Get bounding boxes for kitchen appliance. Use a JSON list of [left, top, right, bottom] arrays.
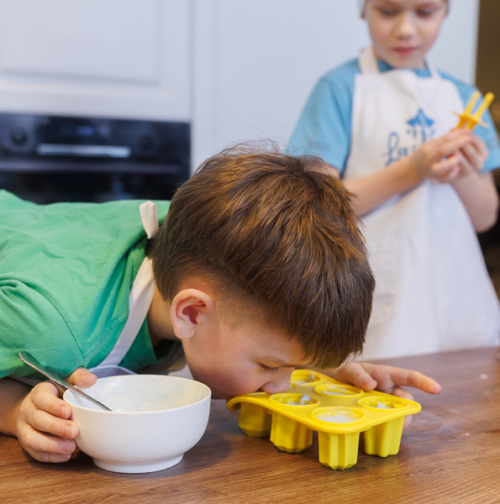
[[0, 113, 190, 203]]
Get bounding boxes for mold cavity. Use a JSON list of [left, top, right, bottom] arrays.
[[290, 371, 321, 387], [364, 401, 395, 409], [322, 389, 349, 396], [270, 393, 318, 406], [317, 413, 359, 423], [358, 396, 408, 411], [374, 402, 394, 409], [314, 406, 365, 424], [314, 384, 363, 398], [297, 395, 314, 405]]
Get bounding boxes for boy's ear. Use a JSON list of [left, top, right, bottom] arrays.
[[170, 289, 215, 340]]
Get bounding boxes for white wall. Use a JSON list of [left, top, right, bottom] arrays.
[[192, 0, 480, 169], [428, 0, 479, 83]]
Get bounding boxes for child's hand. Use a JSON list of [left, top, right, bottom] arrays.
[[14, 368, 97, 463], [326, 362, 441, 427], [410, 129, 476, 184], [457, 134, 489, 177]]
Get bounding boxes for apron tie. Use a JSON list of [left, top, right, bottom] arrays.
[[90, 201, 160, 377], [140, 201, 159, 239], [141, 201, 159, 256]]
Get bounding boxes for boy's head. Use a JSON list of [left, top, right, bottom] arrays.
[[360, 0, 448, 70], [148, 145, 374, 398]]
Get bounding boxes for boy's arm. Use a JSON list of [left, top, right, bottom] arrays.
[[341, 129, 474, 216], [340, 155, 423, 216], [448, 134, 499, 232], [0, 378, 31, 436], [451, 171, 498, 232]]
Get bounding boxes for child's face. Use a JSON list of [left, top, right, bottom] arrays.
[[364, 0, 447, 69], [181, 318, 310, 400]]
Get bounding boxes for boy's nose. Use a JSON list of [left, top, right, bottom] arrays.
[[260, 375, 292, 395], [395, 13, 417, 39]]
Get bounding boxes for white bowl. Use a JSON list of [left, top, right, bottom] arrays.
[[63, 375, 211, 473]]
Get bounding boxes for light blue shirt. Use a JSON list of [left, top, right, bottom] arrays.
[[288, 58, 500, 176]]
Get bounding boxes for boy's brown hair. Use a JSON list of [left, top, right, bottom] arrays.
[[149, 144, 374, 368]]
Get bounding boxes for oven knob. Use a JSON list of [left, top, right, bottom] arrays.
[[138, 134, 155, 151], [10, 127, 28, 146]]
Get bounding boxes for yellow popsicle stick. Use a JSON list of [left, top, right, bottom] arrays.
[[472, 92, 494, 121], [455, 91, 479, 128], [454, 91, 494, 130]]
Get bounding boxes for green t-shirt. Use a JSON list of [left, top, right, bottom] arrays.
[[0, 190, 174, 380]]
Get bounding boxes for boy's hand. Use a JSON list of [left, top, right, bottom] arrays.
[[14, 368, 97, 463], [457, 134, 489, 176], [327, 362, 441, 428], [410, 128, 477, 184]]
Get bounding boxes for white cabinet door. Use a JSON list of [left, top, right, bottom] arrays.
[[0, 0, 190, 121]]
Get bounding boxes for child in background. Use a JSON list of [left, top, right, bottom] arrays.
[[0, 145, 441, 464], [288, 0, 500, 360]]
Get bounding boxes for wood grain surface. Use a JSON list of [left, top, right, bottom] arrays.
[[2, 347, 500, 504]]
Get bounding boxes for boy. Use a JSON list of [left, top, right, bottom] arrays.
[[288, 0, 500, 359], [0, 145, 440, 463]]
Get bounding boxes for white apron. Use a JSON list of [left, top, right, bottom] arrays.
[[17, 201, 159, 385], [346, 47, 500, 360]]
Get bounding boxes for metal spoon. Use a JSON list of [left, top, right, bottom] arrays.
[[19, 351, 112, 412]]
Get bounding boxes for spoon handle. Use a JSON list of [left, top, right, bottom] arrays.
[[19, 351, 112, 412], [65, 385, 113, 412]]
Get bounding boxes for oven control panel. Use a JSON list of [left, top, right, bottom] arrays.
[[0, 113, 190, 175]]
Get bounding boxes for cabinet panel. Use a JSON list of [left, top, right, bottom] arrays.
[[0, 0, 190, 121]]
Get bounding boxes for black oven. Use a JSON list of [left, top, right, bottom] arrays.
[[0, 113, 190, 203]]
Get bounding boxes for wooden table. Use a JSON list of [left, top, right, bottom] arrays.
[[2, 347, 500, 504]]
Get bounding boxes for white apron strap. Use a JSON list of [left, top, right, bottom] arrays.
[[90, 258, 155, 370], [359, 46, 379, 74], [425, 60, 440, 79], [90, 201, 159, 374], [140, 201, 159, 239]]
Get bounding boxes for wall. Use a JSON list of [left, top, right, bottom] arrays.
[[192, 0, 480, 169]]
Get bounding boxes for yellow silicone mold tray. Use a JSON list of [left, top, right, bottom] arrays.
[[226, 369, 421, 470]]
